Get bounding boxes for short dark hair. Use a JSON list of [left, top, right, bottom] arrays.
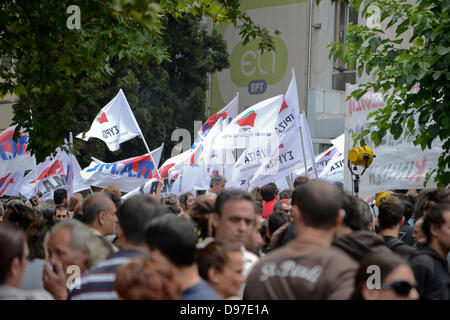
[[0, 223, 26, 284], [414, 189, 450, 221], [82, 193, 111, 224], [292, 180, 343, 229], [268, 212, 290, 235], [145, 215, 198, 267], [55, 206, 67, 214], [342, 194, 366, 231], [378, 196, 404, 230], [279, 189, 293, 200], [422, 202, 450, 243], [210, 175, 226, 189], [394, 193, 414, 221], [293, 176, 309, 188], [53, 189, 68, 205], [215, 189, 255, 217], [120, 195, 166, 245], [273, 200, 289, 214], [260, 183, 279, 202]]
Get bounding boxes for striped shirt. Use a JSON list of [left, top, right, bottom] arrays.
[[68, 249, 146, 300]]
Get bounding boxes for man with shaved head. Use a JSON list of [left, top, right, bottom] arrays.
[[244, 180, 358, 300]]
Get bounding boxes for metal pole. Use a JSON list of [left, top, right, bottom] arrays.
[[299, 125, 309, 176], [140, 133, 162, 180]]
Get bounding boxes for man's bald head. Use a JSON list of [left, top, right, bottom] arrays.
[[292, 180, 344, 229]]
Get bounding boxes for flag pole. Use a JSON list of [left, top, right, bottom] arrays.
[[30, 110, 39, 195], [122, 89, 162, 180], [139, 132, 162, 180], [32, 156, 39, 195]]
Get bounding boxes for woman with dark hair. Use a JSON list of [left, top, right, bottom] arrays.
[[179, 192, 195, 212], [0, 223, 52, 299], [250, 187, 263, 202], [21, 219, 50, 291], [189, 196, 216, 245], [352, 252, 418, 300], [197, 240, 244, 299], [3, 201, 35, 231], [114, 257, 181, 300]]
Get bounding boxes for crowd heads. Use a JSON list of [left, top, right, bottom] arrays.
[[0, 178, 449, 301]]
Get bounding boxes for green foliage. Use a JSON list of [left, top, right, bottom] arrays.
[[0, 0, 275, 163], [328, 0, 450, 188], [74, 14, 230, 167]]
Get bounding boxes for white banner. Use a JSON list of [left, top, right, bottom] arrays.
[[344, 84, 441, 198], [76, 89, 141, 151], [20, 148, 88, 201]]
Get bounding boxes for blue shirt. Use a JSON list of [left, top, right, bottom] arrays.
[[181, 279, 220, 300]]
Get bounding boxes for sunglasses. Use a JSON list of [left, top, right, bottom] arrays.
[[380, 281, 417, 296]]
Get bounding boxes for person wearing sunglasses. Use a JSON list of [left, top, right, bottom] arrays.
[[351, 252, 418, 300]]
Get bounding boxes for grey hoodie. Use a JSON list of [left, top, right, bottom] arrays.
[[332, 231, 393, 263]]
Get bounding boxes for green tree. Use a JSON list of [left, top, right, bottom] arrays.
[[0, 0, 275, 163], [328, 0, 450, 187], [74, 13, 229, 167]]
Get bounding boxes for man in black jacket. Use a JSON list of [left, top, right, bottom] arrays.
[[378, 196, 416, 260], [409, 201, 450, 300]]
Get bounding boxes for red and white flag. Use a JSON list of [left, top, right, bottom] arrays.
[[76, 89, 141, 151], [0, 172, 25, 197], [80, 144, 163, 192], [0, 125, 35, 177], [20, 147, 88, 201]]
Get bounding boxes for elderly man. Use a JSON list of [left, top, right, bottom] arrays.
[[43, 220, 93, 299], [206, 175, 227, 197]]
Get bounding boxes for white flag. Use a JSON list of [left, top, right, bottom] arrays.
[[192, 94, 239, 149], [214, 95, 284, 150], [80, 144, 163, 192], [249, 128, 306, 187], [76, 89, 141, 151], [0, 125, 35, 177], [20, 147, 87, 201], [319, 150, 344, 184], [0, 172, 25, 197]]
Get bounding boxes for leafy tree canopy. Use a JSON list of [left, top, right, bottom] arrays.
[[75, 14, 229, 167], [327, 0, 450, 187], [0, 0, 275, 163]]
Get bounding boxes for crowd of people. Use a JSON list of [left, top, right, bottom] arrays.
[[0, 174, 449, 300]]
